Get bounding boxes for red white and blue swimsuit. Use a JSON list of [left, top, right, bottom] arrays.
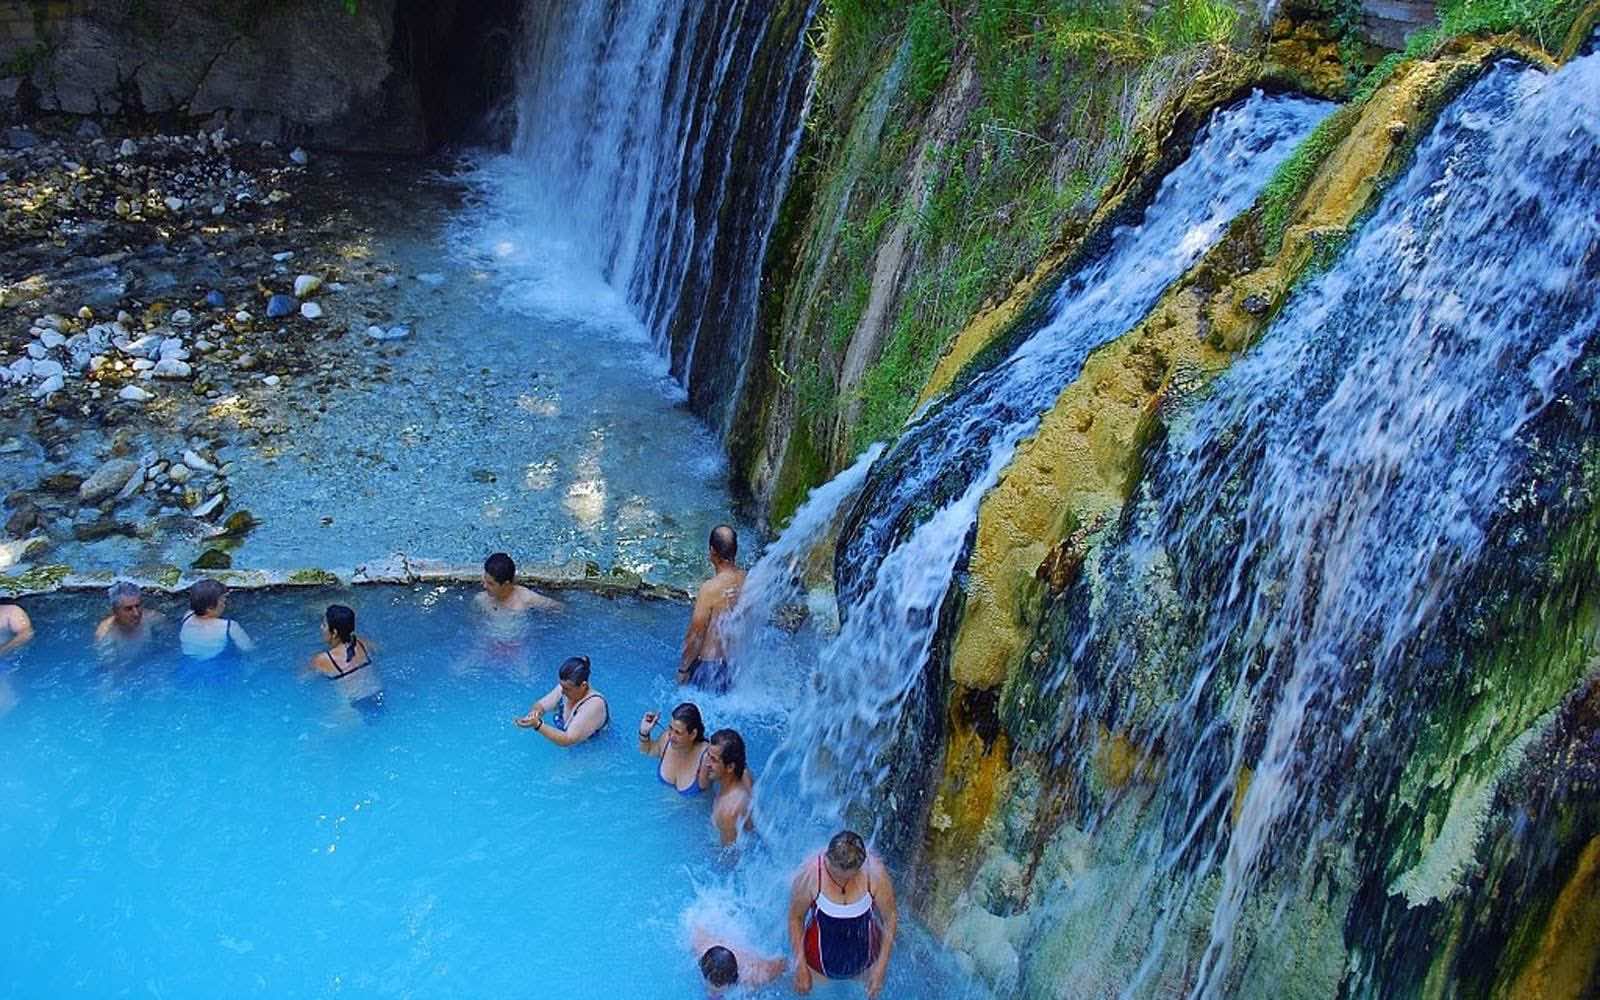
[[802, 856, 882, 978]]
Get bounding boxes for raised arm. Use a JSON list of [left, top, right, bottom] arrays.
[[636, 710, 666, 756], [865, 858, 899, 999]]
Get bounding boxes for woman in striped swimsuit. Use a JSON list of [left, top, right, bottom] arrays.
[[787, 830, 899, 997]]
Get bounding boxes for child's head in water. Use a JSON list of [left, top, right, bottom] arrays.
[[700, 945, 739, 992]]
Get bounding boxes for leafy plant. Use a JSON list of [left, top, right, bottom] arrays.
[[906, 0, 955, 103]]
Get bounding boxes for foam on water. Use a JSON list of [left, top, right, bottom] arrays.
[[0, 588, 983, 998]]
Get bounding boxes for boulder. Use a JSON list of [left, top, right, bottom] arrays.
[[79, 458, 141, 502]]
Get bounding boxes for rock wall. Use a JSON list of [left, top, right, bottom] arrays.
[[0, 0, 521, 152]]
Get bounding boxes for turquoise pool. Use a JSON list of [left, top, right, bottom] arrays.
[[0, 588, 983, 998]]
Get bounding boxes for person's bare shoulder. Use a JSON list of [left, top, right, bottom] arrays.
[[519, 586, 562, 611], [2, 604, 30, 627]]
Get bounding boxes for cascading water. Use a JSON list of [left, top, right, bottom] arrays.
[[1001, 52, 1600, 999], [494, 0, 818, 430], [833, 92, 1331, 605], [763, 93, 1330, 849]]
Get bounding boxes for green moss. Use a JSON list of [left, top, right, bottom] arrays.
[[0, 564, 71, 594], [906, 0, 954, 103], [1257, 105, 1361, 254], [771, 418, 830, 528], [287, 569, 340, 586], [1387, 458, 1600, 896]]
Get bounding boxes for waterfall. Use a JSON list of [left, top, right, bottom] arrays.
[[720, 443, 887, 695], [748, 92, 1330, 851], [505, 0, 818, 429], [834, 91, 1331, 607], [1013, 52, 1600, 998]]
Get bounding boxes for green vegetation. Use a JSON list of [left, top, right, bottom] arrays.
[[288, 568, 341, 585], [771, 0, 1232, 469], [906, 0, 954, 103], [1256, 105, 1360, 252]]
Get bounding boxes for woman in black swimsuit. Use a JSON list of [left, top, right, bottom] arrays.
[[308, 604, 383, 720]]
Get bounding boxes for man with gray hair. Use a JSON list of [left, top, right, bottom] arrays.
[[94, 581, 165, 662]]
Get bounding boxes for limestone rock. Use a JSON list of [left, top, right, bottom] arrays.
[[79, 458, 141, 502]]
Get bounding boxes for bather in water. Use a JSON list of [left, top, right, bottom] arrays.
[[307, 603, 383, 721], [638, 701, 710, 794]]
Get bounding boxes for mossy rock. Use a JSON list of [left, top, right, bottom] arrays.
[[220, 510, 258, 537], [192, 549, 232, 570], [287, 569, 339, 586], [0, 564, 71, 594]]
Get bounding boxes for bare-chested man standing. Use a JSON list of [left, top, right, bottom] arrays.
[[677, 525, 744, 692]]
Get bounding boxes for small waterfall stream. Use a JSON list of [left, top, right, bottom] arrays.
[[1011, 51, 1600, 998], [835, 92, 1332, 606]]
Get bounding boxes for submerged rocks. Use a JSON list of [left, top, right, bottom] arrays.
[[192, 548, 232, 569], [118, 385, 155, 402], [293, 274, 322, 298], [79, 459, 141, 503], [299, 301, 323, 320]]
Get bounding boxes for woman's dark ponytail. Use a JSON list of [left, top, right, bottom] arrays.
[[325, 605, 357, 662]]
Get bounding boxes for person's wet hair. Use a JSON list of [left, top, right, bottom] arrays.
[[189, 579, 226, 615], [827, 830, 867, 872], [709, 729, 747, 778], [558, 654, 591, 685], [709, 524, 737, 562], [484, 552, 516, 584], [325, 604, 357, 662], [107, 580, 141, 606], [671, 702, 706, 742], [699, 945, 739, 988]]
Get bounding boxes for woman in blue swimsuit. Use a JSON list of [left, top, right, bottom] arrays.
[[637, 702, 710, 794], [515, 655, 609, 746]]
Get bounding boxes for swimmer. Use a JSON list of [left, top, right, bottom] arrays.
[[677, 524, 745, 692], [691, 927, 785, 995], [787, 830, 899, 998], [0, 602, 34, 656], [307, 604, 383, 720], [638, 702, 710, 795], [701, 729, 755, 846], [515, 654, 609, 746], [94, 581, 165, 662], [476, 552, 561, 619], [178, 579, 255, 661]]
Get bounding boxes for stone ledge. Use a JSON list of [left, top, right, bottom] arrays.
[[0, 553, 692, 603]]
